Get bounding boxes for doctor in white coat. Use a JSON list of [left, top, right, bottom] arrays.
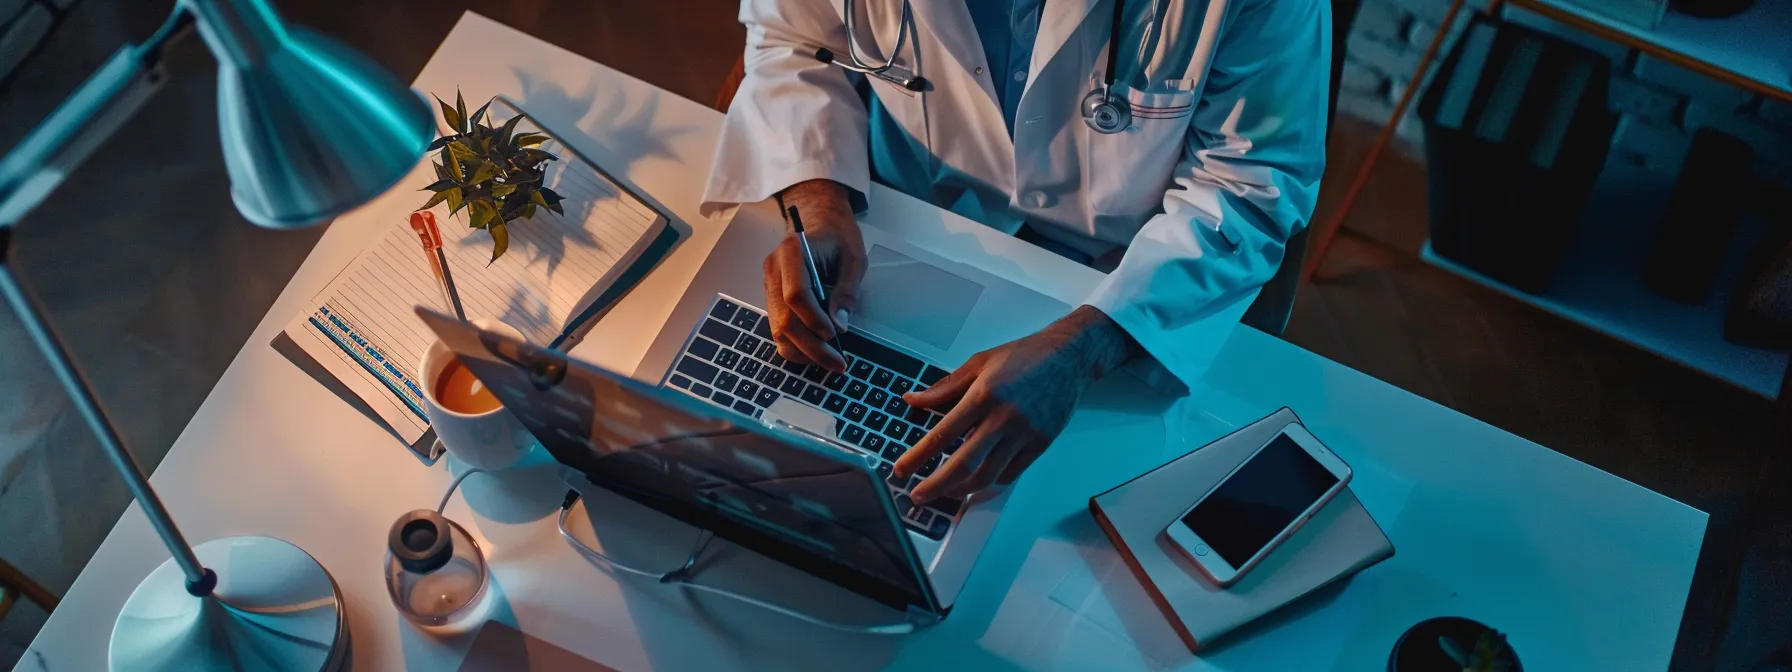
[[703, 0, 1330, 505]]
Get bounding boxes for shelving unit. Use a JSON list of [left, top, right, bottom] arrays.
[[1510, 0, 1792, 101], [1420, 160, 1788, 398]]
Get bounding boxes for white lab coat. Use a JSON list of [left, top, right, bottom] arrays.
[[703, 0, 1330, 392]]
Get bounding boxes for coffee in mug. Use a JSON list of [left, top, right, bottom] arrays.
[[433, 357, 501, 414]]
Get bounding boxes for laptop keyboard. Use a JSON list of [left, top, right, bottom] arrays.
[[666, 295, 963, 541]]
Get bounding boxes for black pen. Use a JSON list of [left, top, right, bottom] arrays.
[[786, 205, 846, 358]]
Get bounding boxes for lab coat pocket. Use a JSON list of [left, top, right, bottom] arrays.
[[1086, 87, 1194, 221]]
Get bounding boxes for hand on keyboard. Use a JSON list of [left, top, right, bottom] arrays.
[[763, 180, 863, 372], [894, 306, 1141, 504]]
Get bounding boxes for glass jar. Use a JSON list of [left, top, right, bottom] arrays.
[[385, 509, 488, 627]]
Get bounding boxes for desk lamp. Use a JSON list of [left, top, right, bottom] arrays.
[[0, 0, 430, 669]]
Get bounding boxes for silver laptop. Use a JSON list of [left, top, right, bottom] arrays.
[[631, 209, 1072, 610]]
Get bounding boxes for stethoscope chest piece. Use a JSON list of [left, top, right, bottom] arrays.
[[1081, 87, 1132, 134]]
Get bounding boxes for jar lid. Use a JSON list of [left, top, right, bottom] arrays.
[[389, 509, 454, 574]]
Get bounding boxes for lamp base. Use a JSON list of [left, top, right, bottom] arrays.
[[110, 536, 348, 672]]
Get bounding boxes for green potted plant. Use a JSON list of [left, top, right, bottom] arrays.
[[417, 91, 564, 261]]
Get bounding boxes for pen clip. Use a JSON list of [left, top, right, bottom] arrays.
[[410, 211, 444, 249]]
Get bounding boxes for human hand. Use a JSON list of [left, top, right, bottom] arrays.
[[763, 179, 864, 372], [893, 306, 1140, 503]]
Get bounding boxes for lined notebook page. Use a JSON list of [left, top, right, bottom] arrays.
[[285, 107, 663, 442]]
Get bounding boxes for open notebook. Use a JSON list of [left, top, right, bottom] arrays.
[[281, 96, 670, 446]]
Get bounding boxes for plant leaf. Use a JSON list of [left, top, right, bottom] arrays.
[[530, 190, 547, 206], [488, 223, 509, 262], [524, 203, 538, 220], [492, 183, 517, 198], [419, 179, 456, 192], [445, 155, 464, 181], [433, 161, 450, 181], [545, 199, 564, 216], [469, 200, 495, 229], [416, 189, 452, 211], [434, 95, 462, 134], [513, 133, 548, 147], [427, 135, 454, 151], [538, 186, 563, 204], [468, 100, 490, 129], [470, 161, 499, 185], [455, 91, 469, 134], [519, 148, 559, 165], [447, 141, 476, 162], [497, 113, 527, 147], [443, 187, 464, 213]]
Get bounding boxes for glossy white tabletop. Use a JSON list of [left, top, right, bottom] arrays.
[[22, 12, 1704, 672]]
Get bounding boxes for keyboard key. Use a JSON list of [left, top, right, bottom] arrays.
[[676, 357, 720, 384], [823, 371, 848, 391], [755, 342, 778, 361], [698, 319, 741, 348], [736, 380, 759, 400], [843, 424, 866, 444], [907, 426, 926, 446], [877, 462, 893, 481], [757, 368, 785, 387], [715, 350, 740, 369], [895, 493, 914, 517], [890, 378, 913, 395], [768, 352, 788, 369], [919, 365, 952, 386], [802, 365, 828, 383], [737, 334, 761, 356], [669, 375, 692, 389], [733, 400, 756, 415], [753, 316, 773, 339], [944, 436, 963, 454], [924, 514, 951, 540], [735, 358, 761, 378], [926, 414, 941, 429], [905, 406, 930, 425], [932, 497, 963, 516], [881, 442, 906, 462], [692, 383, 713, 398], [780, 377, 807, 396], [885, 396, 908, 416], [687, 338, 719, 361], [862, 433, 885, 452], [712, 391, 734, 406], [845, 380, 870, 401], [801, 385, 827, 405], [911, 509, 934, 528], [918, 454, 941, 477], [781, 358, 806, 374], [865, 411, 888, 432], [731, 310, 759, 332], [823, 393, 848, 413], [754, 388, 779, 407], [710, 300, 738, 321], [714, 371, 740, 393], [839, 331, 925, 378], [867, 389, 888, 408], [845, 402, 868, 423], [849, 360, 875, 380], [884, 419, 909, 440], [871, 368, 894, 389]]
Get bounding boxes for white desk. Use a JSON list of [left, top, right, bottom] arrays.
[[22, 12, 1706, 671]]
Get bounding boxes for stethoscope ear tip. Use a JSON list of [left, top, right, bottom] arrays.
[[815, 47, 835, 64], [905, 77, 928, 92]]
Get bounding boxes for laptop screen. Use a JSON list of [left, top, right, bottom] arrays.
[[417, 310, 939, 613]]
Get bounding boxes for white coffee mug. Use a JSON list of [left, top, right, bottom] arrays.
[[419, 318, 535, 470]]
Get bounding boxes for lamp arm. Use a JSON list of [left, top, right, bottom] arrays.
[[0, 10, 193, 230], [0, 8, 217, 595]]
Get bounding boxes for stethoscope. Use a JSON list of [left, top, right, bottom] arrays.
[[814, 0, 1167, 135]]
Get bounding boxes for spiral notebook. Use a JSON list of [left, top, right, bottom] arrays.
[[279, 97, 670, 448]]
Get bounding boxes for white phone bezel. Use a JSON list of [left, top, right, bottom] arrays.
[[1164, 424, 1353, 586]]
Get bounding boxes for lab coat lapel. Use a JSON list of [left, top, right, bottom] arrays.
[[1029, 0, 1101, 88], [906, 0, 999, 105]]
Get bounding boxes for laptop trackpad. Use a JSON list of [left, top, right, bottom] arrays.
[[856, 245, 984, 350]]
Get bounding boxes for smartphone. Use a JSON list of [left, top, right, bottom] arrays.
[[1164, 424, 1352, 586]]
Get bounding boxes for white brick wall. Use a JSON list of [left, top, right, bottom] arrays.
[[1335, 0, 1792, 186]]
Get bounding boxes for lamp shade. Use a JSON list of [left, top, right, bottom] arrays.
[[202, 0, 432, 229]]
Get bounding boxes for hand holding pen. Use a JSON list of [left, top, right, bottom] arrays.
[[760, 182, 866, 372]]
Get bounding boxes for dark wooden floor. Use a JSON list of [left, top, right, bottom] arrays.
[[0, 0, 1784, 669]]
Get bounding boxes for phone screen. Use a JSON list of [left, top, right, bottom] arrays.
[[1180, 434, 1339, 568]]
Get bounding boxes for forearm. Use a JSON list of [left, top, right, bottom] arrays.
[[1059, 305, 1143, 381]]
